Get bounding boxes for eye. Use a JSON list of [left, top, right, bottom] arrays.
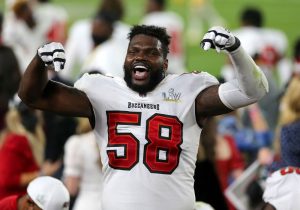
[[148, 49, 160, 56], [151, 51, 159, 55], [127, 48, 138, 55]]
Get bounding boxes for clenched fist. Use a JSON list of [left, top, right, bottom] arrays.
[[200, 26, 240, 53], [37, 42, 66, 71]]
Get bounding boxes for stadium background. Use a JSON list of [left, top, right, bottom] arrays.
[[1, 0, 299, 76]]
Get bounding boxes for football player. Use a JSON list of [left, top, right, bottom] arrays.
[[18, 25, 268, 210]]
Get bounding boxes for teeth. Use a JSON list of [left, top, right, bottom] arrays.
[[134, 65, 147, 70]]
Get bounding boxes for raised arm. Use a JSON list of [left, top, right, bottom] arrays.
[[18, 42, 93, 118], [196, 26, 269, 123]]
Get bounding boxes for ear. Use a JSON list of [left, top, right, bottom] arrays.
[[163, 59, 168, 71]]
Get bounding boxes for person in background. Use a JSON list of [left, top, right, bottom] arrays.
[[61, 0, 130, 81], [258, 38, 300, 169], [3, 0, 67, 72], [0, 96, 44, 199], [218, 104, 273, 166], [141, 0, 186, 74], [198, 116, 245, 210], [79, 12, 125, 77], [80, 0, 130, 77], [186, 0, 225, 45], [221, 7, 285, 134], [6, 0, 41, 72], [0, 11, 21, 131], [32, 0, 69, 44], [194, 130, 229, 210], [98, 0, 130, 42], [260, 64, 300, 210], [228, 6, 289, 83], [42, 66, 77, 180], [18, 24, 268, 209], [0, 176, 70, 210], [63, 117, 103, 210]]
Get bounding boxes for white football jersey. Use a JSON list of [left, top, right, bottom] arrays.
[[3, 12, 52, 73], [263, 167, 300, 210], [74, 72, 219, 210]]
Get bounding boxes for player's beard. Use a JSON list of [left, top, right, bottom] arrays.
[[123, 64, 165, 95]]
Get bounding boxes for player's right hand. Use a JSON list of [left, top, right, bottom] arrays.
[[37, 42, 66, 72]]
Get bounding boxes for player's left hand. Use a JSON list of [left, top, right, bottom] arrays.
[[200, 26, 239, 53]]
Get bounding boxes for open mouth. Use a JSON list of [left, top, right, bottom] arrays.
[[133, 63, 150, 80]]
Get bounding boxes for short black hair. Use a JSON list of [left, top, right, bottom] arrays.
[[127, 24, 170, 58], [241, 7, 263, 27]]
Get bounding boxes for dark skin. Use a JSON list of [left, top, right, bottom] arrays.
[[261, 203, 276, 210], [18, 34, 231, 127], [18, 194, 42, 210], [123, 34, 166, 93]]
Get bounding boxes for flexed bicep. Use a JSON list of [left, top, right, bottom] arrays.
[[36, 80, 93, 118], [195, 85, 232, 126], [18, 42, 94, 119]]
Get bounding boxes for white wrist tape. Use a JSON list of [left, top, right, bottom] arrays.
[[219, 46, 269, 110]]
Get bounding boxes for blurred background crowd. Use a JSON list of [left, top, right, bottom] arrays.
[[1, 0, 300, 209]]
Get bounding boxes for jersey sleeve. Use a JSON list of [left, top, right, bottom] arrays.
[[183, 71, 219, 94], [201, 71, 220, 88], [74, 73, 90, 91], [74, 72, 108, 93]]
